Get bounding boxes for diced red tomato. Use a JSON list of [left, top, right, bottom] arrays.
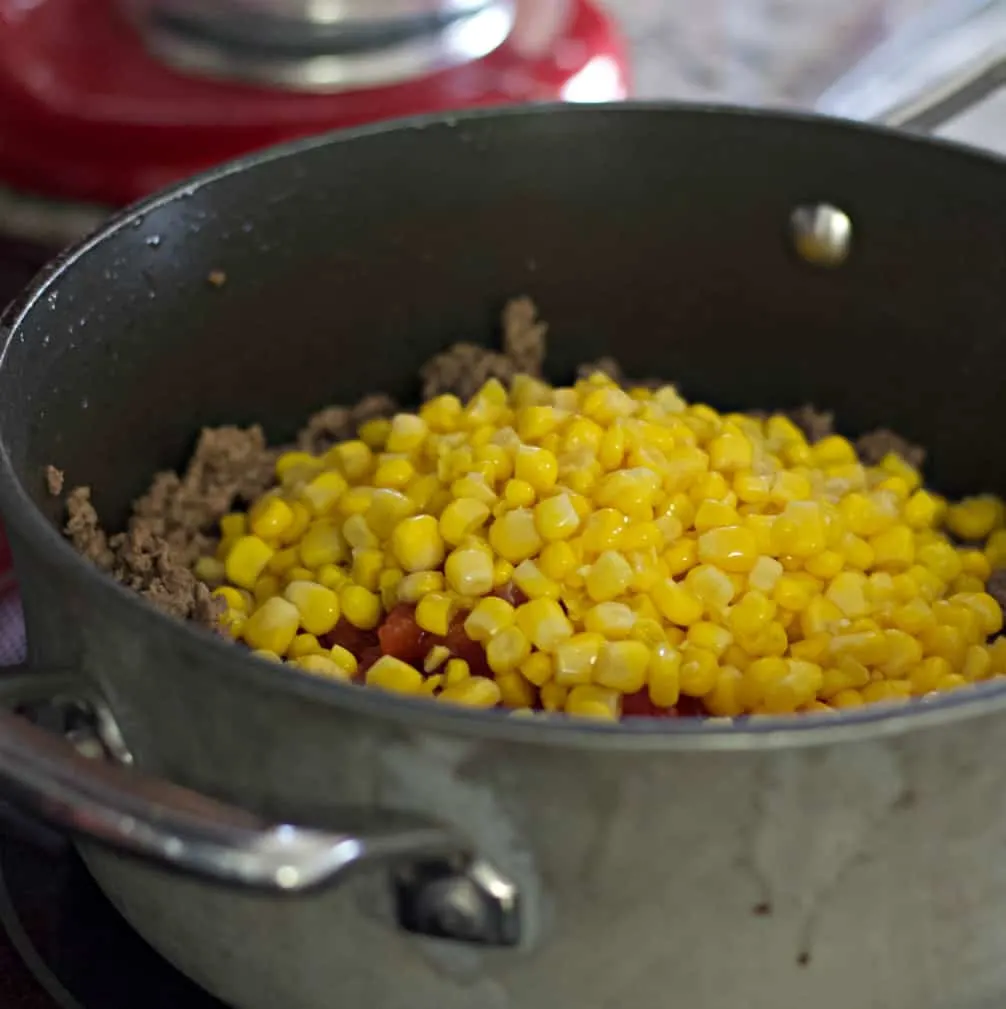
[[356, 646, 383, 677], [378, 604, 432, 665], [621, 690, 680, 718], [444, 613, 492, 677], [321, 619, 379, 655]]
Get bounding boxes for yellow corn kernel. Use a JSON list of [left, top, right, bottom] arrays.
[[414, 593, 456, 636], [651, 579, 704, 626], [908, 564, 946, 603], [686, 564, 737, 613], [395, 574, 444, 608], [771, 469, 812, 504], [225, 536, 275, 590], [534, 493, 581, 542], [825, 570, 869, 618], [514, 445, 558, 495], [861, 680, 912, 705], [420, 674, 444, 696], [251, 649, 282, 664], [284, 566, 314, 585], [298, 520, 348, 569], [961, 643, 992, 682], [584, 550, 633, 602], [565, 684, 620, 720], [489, 508, 544, 564], [267, 546, 300, 576], [329, 438, 374, 479], [248, 496, 295, 540], [299, 471, 349, 517], [957, 591, 1004, 636], [275, 451, 319, 483], [194, 555, 226, 585], [457, 602, 512, 649], [593, 640, 650, 693], [829, 627, 889, 667], [346, 547, 381, 592], [799, 595, 842, 638], [422, 645, 451, 674], [916, 540, 962, 583], [515, 598, 574, 651], [291, 653, 354, 681], [440, 658, 468, 685], [580, 509, 627, 555], [365, 655, 423, 694], [321, 645, 356, 677], [990, 636, 1006, 674], [212, 585, 249, 614], [539, 541, 578, 581], [218, 514, 248, 543], [695, 524, 758, 573], [595, 424, 627, 473], [280, 580, 339, 636], [868, 525, 914, 572], [708, 425, 753, 472], [242, 596, 300, 655], [497, 671, 536, 709], [486, 626, 531, 675], [516, 651, 551, 687], [218, 608, 246, 639], [828, 688, 864, 709], [373, 456, 415, 490], [580, 602, 634, 639], [736, 619, 788, 658], [503, 478, 537, 509], [693, 499, 740, 533], [773, 574, 816, 613], [685, 621, 731, 657], [748, 555, 783, 594], [802, 550, 842, 581], [921, 624, 967, 668], [286, 629, 322, 661], [728, 590, 776, 637], [953, 574, 986, 595], [643, 643, 680, 707], [890, 597, 935, 636], [440, 545, 492, 596], [690, 471, 732, 507], [663, 537, 698, 577], [812, 435, 857, 467], [252, 573, 281, 607], [337, 486, 375, 518], [363, 489, 415, 539], [758, 660, 824, 714], [734, 471, 772, 505], [985, 528, 1006, 570], [512, 559, 559, 601], [339, 584, 381, 630], [390, 515, 444, 572], [420, 393, 463, 433], [908, 656, 952, 694], [933, 600, 981, 642], [772, 501, 827, 558], [679, 646, 719, 697], [945, 495, 1004, 541], [438, 497, 491, 547], [552, 632, 603, 686], [383, 413, 427, 454], [439, 676, 502, 708]]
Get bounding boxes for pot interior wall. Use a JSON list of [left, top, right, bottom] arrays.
[[2, 106, 1006, 533]]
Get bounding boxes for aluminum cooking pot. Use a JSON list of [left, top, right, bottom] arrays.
[[2, 104, 1006, 1009]]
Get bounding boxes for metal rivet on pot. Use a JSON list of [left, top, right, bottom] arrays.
[[790, 203, 852, 268]]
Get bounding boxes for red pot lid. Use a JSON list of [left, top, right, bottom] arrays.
[[0, 0, 629, 207]]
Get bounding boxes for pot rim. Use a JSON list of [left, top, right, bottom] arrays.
[[3, 100, 1006, 752]]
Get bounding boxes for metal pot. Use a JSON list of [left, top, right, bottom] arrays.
[[2, 104, 1006, 1009]]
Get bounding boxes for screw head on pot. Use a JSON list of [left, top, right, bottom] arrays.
[[790, 203, 853, 268]]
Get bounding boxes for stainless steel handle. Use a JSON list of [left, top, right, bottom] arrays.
[[0, 667, 459, 894], [815, 0, 1006, 130]]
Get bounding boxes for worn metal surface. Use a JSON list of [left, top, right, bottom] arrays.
[[3, 105, 1006, 1008]]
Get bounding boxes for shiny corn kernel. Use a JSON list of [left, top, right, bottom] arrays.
[[397, 570, 445, 603], [651, 579, 704, 626], [773, 574, 816, 613], [443, 546, 494, 597], [520, 650, 554, 686], [283, 580, 340, 636], [553, 632, 604, 686], [679, 646, 719, 697], [565, 684, 620, 720], [299, 471, 348, 517], [330, 439, 374, 478], [539, 541, 578, 581], [298, 520, 347, 569], [366, 655, 423, 694], [242, 596, 300, 655], [195, 556, 226, 586], [534, 493, 581, 541], [225, 536, 275, 590], [497, 671, 536, 709], [946, 495, 1004, 541], [686, 565, 737, 613], [593, 640, 650, 693], [463, 597, 516, 642], [492, 557, 515, 588], [291, 654, 354, 681], [415, 593, 456, 636], [696, 525, 758, 573], [249, 495, 295, 539], [213, 585, 249, 614], [339, 585, 382, 630], [585, 550, 634, 602], [958, 591, 1004, 636], [748, 555, 783, 594], [490, 508, 544, 563], [663, 538, 698, 577], [513, 559, 560, 600], [486, 626, 531, 675], [439, 497, 491, 546], [516, 598, 574, 651], [582, 601, 636, 639], [514, 444, 559, 495], [390, 515, 445, 572], [439, 676, 502, 708], [825, 571, 869, 618], [686, 621, 733, 657]]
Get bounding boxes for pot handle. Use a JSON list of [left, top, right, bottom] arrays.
[[0, 666, 461, 894]]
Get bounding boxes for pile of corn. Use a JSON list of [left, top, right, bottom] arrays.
[[196, 372, 1006, 720]]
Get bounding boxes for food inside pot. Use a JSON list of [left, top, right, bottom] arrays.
[[56, 298, 1006, 721]]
